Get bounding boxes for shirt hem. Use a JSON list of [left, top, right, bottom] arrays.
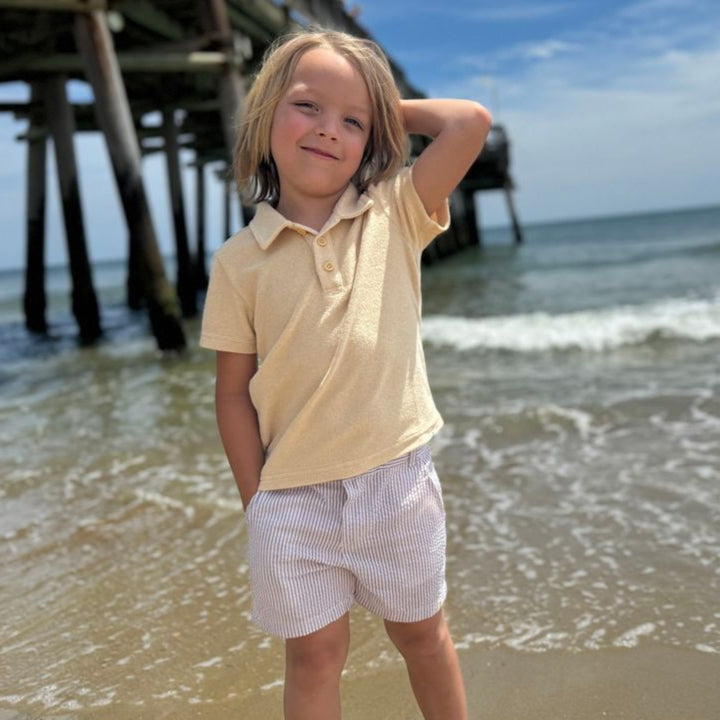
[[199, 333, 256, 354], [257, 417, 444, 491]]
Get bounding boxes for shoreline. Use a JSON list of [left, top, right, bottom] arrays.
[[2, 644, 717, 720], [348, 644, 720, 720]]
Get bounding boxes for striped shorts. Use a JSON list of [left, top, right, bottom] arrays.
[[245, 444, 447, 639]]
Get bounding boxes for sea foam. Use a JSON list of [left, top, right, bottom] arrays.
[[422, 294, 720, 352]]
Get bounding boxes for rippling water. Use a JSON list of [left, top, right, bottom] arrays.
[[1, 205, 719, 716]]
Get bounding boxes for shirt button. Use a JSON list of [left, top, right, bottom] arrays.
[[316, 236, 327, 247], [324, 261, 334, 272]]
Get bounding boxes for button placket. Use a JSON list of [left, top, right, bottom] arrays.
[[313, 235, 342, 290]]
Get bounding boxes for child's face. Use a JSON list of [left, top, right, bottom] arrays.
[[270, 47, 372, 211]]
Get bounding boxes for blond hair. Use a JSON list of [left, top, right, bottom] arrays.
[[235, 29, 409, 203]]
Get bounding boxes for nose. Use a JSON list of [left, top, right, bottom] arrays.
[[316, 115, 339, 141]]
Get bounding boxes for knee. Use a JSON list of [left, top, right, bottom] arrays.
[[385, 613, 450, 660], [285, 634, 348, 685]]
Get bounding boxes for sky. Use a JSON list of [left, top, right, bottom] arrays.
[[1, 0, 719, 270]]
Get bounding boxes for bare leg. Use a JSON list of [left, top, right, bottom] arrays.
[[284, 613, 350, 720], [385, 610, 467, 720]]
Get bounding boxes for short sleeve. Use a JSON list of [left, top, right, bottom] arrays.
[[199, 255, 256, 354], [387, 166, 451, 251]]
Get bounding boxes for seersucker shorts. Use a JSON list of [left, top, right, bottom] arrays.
[[244, 444, 447, 639]]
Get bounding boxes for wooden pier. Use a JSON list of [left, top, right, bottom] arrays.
[[0, 0, 522, 350]]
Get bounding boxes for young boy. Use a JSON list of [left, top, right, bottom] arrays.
[[200, 29, 491, 720]]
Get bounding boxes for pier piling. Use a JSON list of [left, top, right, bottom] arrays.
[[126, 231, 143, 311], [223, 174, 231, 242], [201, 0, 247, 162], [44, 74, 102, 343], [73, 9, 185, 350], [195, 160, 209, 289], [23, 83, 48, 334], [464, 189, 481, 247], [162, 110, 197, 318], [504, 180, 524, 244]]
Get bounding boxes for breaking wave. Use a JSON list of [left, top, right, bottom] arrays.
[[423, 294, 720, 352]]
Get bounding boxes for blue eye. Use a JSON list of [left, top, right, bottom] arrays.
[[346, 117, 363, 129]]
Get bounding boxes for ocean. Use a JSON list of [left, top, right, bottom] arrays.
[[1, 205, 719, 717]]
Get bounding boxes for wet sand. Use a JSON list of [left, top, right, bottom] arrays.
[[2, 644, 717, 719], [341, 645, 720, 720]]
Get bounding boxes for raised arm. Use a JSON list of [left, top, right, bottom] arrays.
[[402, 98, 492, 217], [215, 351, 265, 510]]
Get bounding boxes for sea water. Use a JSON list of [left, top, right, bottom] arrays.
[[1, 205, 718, 715]]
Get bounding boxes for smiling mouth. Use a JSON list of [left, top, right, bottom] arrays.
[[301, 146, 338, 160]]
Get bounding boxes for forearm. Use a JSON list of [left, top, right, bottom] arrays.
[[216, 391, 265, 509], [401, 98, 492, 216], [401, 98, 491, 140]]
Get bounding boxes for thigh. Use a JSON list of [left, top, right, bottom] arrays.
[[246, 483, 355, 639]]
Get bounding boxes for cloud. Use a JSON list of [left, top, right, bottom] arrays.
[[517, 39, 578, 61], [456, 38, 578, 75], [452, 0, 720, 99], [432, 3, 720, 224]]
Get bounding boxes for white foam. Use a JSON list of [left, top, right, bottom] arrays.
[[422, 294, 720, 352], [134, 490, 195, 520], [504, 620, 555, 650], [260, 678, 284, 691], [613, 622, 657, 647], [539, 405, 595, 439], [0, 694, 23, 704]]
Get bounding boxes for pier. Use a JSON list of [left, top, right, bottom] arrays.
[[0, 0, 523, 350]]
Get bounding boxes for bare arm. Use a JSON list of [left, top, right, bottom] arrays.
[[402, 98, 492, 217], [215, 351, 265, 510]]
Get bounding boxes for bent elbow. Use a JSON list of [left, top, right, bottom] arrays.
[[467, 103, 492, 151], [473, 103, 493, 134]]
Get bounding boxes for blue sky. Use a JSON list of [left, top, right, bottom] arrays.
[[1, 0, 719, 269]]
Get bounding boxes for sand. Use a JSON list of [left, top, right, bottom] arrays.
[[1, 643, 718, 719], [341, 645, 720, 720], [4, 643, 713, 720]]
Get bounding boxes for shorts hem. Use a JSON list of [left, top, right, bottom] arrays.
[[361, 583, 448, 624], [252, 596, 355, 640]]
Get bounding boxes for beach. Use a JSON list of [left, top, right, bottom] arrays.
[[1, 641, 718, 719], [1, 205, 719, 718]]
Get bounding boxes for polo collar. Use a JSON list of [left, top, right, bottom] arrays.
[[249, 183, 373, 250]]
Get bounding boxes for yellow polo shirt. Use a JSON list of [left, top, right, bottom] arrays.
[[200, 166, 449, 490]]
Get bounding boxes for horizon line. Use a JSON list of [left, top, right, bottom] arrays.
[[1, 200, 718, 274]]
